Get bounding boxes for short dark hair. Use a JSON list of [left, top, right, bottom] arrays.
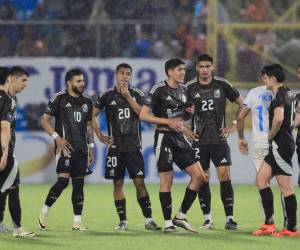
[[165, 58, 185, 76], [116, 63, 132, 72], [10, 66, 29, 78], [65, 69, 83, 83], [197, 54, 213, 63], [261, 64, 285, 83], [0, 67, 10, 85]]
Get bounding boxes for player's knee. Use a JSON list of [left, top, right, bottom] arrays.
[[58, 177, 69, 190], [256, 176, 267, 189], [134, 180, 146, 191], [192, 172, 204, 187], [280, 185, 294, 197]]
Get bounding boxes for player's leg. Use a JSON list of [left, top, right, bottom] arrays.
[[272, 175, 297, 237], [9, 185, 35, 238], [253, 160, 275, 236], [0, 190, 9, 232], [113, 178, 128, 230], [195, 145, 213, 229], [38, 172, 70, 230], [159, 171, 175, 232], [173, 145, 205, 232], [213, 144, 236, 230]]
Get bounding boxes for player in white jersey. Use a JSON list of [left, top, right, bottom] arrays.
[[237, 85, 287, 226]]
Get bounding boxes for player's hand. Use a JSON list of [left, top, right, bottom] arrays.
[[0, 153, 8, 171], [55, 136, 74, 156], [185, 105, 195, 115], [99, 133, 113, 145], [238, 138, 249, 155], [120, 82, 131, 100], [183, 127, 199, 142], [220, 124, 237, 138], [168, 118, 184, 132], [88, 147, 94, 165]]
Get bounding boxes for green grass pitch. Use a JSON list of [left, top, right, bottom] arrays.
[[1, 184, 299, 250]]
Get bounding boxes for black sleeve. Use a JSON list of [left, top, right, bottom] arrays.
[[273, 89, 286, 108], [87, 100, 93, 121], [94, 92, 107, 110], [44, 94, 61, 116], [222, 81, 240, 102], [295, 93, 300, 105], [0, 97, 13, 122], [133, 88, 146, 106], [145, 86, 159, 109]]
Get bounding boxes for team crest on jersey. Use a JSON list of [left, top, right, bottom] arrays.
[[65, 159, 70, 166], [214, 89, 221, 98], [82, 103, 88, 112]]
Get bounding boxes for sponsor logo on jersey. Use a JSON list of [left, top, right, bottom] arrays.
[[109, 100, 117, 105], [65, 102, 72, 108], [194, 93, 201, 98], [82, 103, 88, 112], [137, 170, 144, 176], [166, 95, 173, 101], [259, 94, 272, 102], [220, 158, 227, 164], [214, 89, 221, 98]]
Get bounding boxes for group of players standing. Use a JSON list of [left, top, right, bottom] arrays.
[[0, 54, 299, 238]]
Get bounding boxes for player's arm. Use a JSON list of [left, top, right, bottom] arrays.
[[237, 107, 250, 155], [268, 106, 284, 141], [0, 120, 10, 171], [120, 83, 141, 114], [86, 104, 95, 165], [294, 102, 300, 128], [92, 107, 113, 145], [41, 113, 73, 154], [139, 105, 183, 132]]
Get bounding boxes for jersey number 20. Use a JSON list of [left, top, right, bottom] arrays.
[[118, 108, 130, 119]]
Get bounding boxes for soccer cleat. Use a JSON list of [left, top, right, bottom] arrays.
[[72, 223, 88, 231], [271, 228, 298, 237], [252, 224, 276, 236], [225, 219, 238, 230], [145, 220, 161, 231], [13, 228, 35, 238], [164, 225, 178, 233], [38, 212, 48, 230], [200, 220, 214, 230], [114, 221, 128, 231], [0, 222, 11, 233], [172, 217, 197, 233]]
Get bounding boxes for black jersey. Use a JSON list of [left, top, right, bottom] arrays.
[[269, 86, 295, 149], [94, 86, 146, 152], [145, 80, 190, 121], [44, 90, 93, 154], [186, 76, 240, 145], [295, 92, 300, 145], [0, 90, 16, 155]]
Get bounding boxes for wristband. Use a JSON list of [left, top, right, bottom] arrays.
[[89, 143, 95, 148], [232, 120, 237, 125], [51, 132, 59, 139]]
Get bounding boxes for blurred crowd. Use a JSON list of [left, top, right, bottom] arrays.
[[0, 0, 300, 81]]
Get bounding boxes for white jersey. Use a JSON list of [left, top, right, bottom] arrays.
[[243, 86, 273, 145]]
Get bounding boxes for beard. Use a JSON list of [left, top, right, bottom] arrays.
[[72, 86, 84, 95]]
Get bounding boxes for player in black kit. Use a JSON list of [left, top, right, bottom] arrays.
[[93, 63, 160, 231], [294, 63, 300, 187], [253, 64, 297, 237], [140, 58, 206, 233], [186, 54, 243, 230], [38, 69, 94, 231], [0, 66, 35, 237]]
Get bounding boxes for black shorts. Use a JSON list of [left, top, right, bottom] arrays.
[[105, 148, 145, 180], [193, 143, 232, 171], [154, 130, 196, 173], [56, 151, 88, 178], [0, 154, 20, 193], [264, 141, 294, 176]]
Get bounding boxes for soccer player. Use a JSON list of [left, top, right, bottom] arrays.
[[294, 63, 300, 187], [38, 69, 94, 231], [186, 54, 243, 230], [237, 81, 288, 227], [93, 63, 160, 231], [252, 64, 297, 237], [140, 58, 205, 233], [0, 66, 35, 237]]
